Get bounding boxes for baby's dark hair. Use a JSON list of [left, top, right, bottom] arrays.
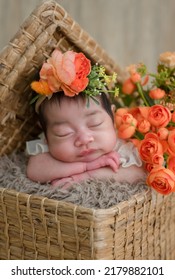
[[38, 92, 114, 136]]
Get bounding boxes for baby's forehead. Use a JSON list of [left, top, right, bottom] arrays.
[[45, 95, 106, 120], [51, 95, 103, 110]]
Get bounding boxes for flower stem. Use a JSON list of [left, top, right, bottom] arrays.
[[136, 82, 150, 106]]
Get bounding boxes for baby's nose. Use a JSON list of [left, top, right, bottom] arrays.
[[75, 132, 94, 147]]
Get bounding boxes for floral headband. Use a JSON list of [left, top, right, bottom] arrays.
[[31, 49, 118, 112]]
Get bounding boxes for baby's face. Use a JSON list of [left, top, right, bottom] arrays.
[[45, 97, 117, 162]]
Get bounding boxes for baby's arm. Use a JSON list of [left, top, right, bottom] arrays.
[[51, 165, 147, 188], [87, 165, 147, 184], [26, 151, 119, 183]]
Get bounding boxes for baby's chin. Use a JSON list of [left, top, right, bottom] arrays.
[[76, 151, 105, 162]]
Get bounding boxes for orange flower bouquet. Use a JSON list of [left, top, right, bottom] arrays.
[[115, 52, 175, 195]]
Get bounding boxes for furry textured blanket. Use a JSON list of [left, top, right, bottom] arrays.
[[0, 152, 147, 209]]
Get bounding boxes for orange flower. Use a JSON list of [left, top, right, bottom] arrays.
[[122, 113, 137, 125], [145, 162, 154, 173], [118, 123, 136, 139], [167, 156, 175, 174], [130, 72, 141, 83], [157, 127, 169, 140], [31, 80, 53, 96], [151, 153, 164, 166], [146, 166, 175, 195], [149, 88, 165, 100], [167, 129, 175, 153], [148, 105, 171, 128], [117, 113, 137, 139], [139, 133, 163, 163], [122, 78, 136, 95], [137, 119, 151, 134], [129, 106, 149, 122], [39, 50, 91, 96], [171, 111, 175, 123], [115, 108, 129, 127]]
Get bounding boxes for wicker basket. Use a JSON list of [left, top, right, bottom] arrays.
[[0, 0, 175, 260]]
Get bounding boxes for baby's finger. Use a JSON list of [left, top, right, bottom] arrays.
[[107, 158, 119, 172]]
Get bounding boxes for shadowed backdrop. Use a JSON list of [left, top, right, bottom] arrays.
[[0, 0, 175, 71]]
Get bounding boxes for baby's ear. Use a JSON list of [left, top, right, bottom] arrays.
[[111, 104, 116, 115]]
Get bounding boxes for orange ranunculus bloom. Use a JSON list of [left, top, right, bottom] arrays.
[[129, 106, 149, 122], [122, 78, 136, 95], [139, 133, 163, 163], [115, 108, 129, 127], [167, 129, 175, 153], [117, 113, 137, 139], [149, 88, 165, 100], [145, 162, 154, 173], [151, 153, 164, 166], [121, 113, 137, 125], [157, 127, 169, 140], [147, 104, 171, 128], [130, 72, 141, 83], [118, 123, 137, 139], [137, 119, 151, 134], [171, 111, 175, 123], [167, 156, 175, 174], [39, 50, 91, 96], [146, 166, 175, 195]]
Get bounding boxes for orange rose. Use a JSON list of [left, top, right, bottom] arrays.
[[139, 133, 163, 163], [146, 166, 175, 195], [118, 113, 137, 139], [151, 153, 164, 166], [167, 129, 175, 153], [118, 123, 136, 139], [129, 106, 149, 122], [116, 113, 137, 139], [130, 72, 141, 83], [115, 108, 129, 127], [122, 113, 137, 125], [148, 105, 171, 128], [39, 50, 91, 96], [122, 78, 136, 94], [70, 52, 91, 93], [137, 119, 151, 134], [145, 162, 154, 173], [167, 156, 175, 174], [149, 88, 165, 100], [171, 111, 175, 123], [157, 127, 169, 140]]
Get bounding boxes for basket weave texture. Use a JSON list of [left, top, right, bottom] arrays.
[[0, 0, 175, 260], [1, 188, 175, 260]]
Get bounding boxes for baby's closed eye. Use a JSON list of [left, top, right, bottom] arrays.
[[87, 117, 104, 128], [53, 127, 74, 138], [88, 121, 103, 128]]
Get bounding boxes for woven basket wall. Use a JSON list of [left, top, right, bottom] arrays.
[[0, 0, 175, 260]]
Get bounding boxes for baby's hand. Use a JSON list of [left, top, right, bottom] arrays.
[[51, 173, 90, 189], [86, 151, 120, 172]]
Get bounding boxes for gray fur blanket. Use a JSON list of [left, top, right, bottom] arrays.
[[0, 152, 147, 209]]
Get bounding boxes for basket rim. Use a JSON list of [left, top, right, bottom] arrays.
[[0, 186, 152, 214]]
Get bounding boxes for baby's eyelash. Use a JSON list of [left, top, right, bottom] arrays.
[[55, 132, 73, 137], [89, 121, 103, 128]]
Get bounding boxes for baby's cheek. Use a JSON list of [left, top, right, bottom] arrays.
[[50, 144, 76, 162]]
